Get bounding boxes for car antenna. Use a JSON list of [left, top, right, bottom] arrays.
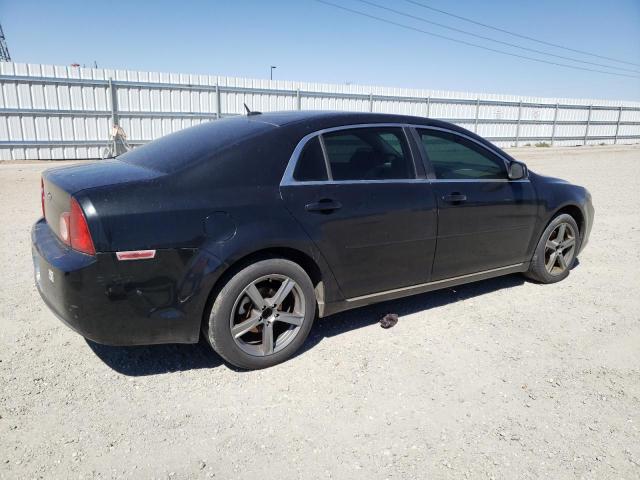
[[243, 103, 262, 116]]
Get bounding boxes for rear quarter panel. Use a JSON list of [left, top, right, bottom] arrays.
[[77, 126, 342, 341]]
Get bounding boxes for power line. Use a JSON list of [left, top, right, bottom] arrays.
[[403, 0, 640, 68], [356, 0, 640, 75], [315, 0, 640, 79]]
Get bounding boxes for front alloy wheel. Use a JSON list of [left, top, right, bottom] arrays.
[[544, 222, 577, 275], [525, 213, 581, 284]]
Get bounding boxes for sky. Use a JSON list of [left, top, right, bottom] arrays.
[[3, 0, 640, 101]]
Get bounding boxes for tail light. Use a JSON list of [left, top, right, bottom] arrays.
[[58, 198, 96, 255], [69, 198, 95, 255]]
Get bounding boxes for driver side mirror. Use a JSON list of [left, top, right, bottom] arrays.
[[508, 161, 527, 180]]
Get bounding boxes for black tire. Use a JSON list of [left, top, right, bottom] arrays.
[[204, 259, 316, 370], [525, 213, 581, 284]]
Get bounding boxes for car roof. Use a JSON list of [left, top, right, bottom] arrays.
[[247, 110, 454, 130], [245, 111, 507, 157]]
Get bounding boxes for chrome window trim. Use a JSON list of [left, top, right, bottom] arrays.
[[280, 178, 428, 187], [280, 122, 529, 186], [430, 178, 529, 183], [317, 134, 333, 181], [281, 123, 419, 186]]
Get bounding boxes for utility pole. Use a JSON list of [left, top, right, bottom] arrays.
[[270, 66, 276, 81], [0, 24, 11, 62]]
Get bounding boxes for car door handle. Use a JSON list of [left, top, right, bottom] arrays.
[[442, 192, 467, 203], [305, 199, 342, 214]]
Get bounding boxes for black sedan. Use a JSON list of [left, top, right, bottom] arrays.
[[32, 111, 594, 369]]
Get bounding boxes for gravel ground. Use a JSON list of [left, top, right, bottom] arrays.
[[1, 145, 639, 479]]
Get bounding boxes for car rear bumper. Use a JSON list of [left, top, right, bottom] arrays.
[[32, 218, 215, 346]]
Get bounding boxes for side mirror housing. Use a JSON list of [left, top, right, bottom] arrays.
[[508, 161, 527, 180]]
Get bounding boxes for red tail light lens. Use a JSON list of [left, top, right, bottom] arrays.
[[58, 198, 95, 255], [69, 198, 96, 255]]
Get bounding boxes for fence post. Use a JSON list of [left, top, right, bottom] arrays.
[[108, 78, 119, 127], [426, 96, 431, 118], [296, 89, 301, 110], [107, 78, 119, 156], [215, 83, 221, 119], [474, 98, 480, 132], [369, 93, 373, 112], [550, 103, 559, 146], [614, 106, 622, 144], [515, 100, 522, 147], [584, 105, 592, 145]]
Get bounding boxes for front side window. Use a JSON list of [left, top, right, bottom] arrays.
[[418, 129, 507, 180], [322, 127, 414, 181]]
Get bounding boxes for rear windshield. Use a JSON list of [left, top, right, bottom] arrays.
[[120, 117, 274, 173]]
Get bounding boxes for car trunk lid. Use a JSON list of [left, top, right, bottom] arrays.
[[42, 159, 164, 241]]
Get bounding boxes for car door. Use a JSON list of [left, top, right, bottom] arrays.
[[280, 125, 438, 299], [414, 127, 538, 281]]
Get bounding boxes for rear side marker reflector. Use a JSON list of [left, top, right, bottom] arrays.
[[59, 212, 70, 242], [116, 250, 157, 261]]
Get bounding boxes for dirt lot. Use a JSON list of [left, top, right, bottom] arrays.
[[1, 145, 639, 479]]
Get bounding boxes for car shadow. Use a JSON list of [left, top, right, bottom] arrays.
[[87, 273, 527, 376], [296, 273, 526, 357], [86, 337, 226, 376]]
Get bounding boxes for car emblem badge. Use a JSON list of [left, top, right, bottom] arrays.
[[48, 269, 55, 283], [47, 192, 52, 200]]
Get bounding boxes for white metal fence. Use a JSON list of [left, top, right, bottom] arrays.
[[1, 62, 639, 160]]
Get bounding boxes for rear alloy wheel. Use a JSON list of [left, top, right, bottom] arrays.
[[205, 259, 316, 369], [230, 274, 306, 357], [525, 213, 581, 284]]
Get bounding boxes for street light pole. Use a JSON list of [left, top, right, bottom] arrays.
[[270, 66, 276, 81]]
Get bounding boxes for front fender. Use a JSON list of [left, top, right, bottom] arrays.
[[529, 171, 593, 252]]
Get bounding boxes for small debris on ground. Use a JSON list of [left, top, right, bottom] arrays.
[[380, 313, 398, 329]]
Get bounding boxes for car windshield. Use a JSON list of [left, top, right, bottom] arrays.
[[119, 117, 275, 173]]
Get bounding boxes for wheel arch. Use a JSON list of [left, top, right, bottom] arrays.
[[200, 246, 328, 330], [550, 203, 585, 236], [527, 202, 586, 264]]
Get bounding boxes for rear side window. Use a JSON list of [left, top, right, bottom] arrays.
[[322, 127, 414, 181], [418, 129, 507, 180], [293, 137, 328, 181], [120, 117, 273, 173]]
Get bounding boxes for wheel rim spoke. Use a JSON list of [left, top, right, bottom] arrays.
[[546, 251, 558, 271], [556, 224, 566, 243], [561, 237, 575, 249], [270, 278, 296, 307], [231, 314, 262, 339], [557, 252, 568, 269], [262, 322, 274, 355], [245, 283, 267, 310], [546, 239, 559, 250], [276, 312, 304, 326]]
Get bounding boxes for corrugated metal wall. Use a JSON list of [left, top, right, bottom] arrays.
[[1, 62, 638, 160]]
